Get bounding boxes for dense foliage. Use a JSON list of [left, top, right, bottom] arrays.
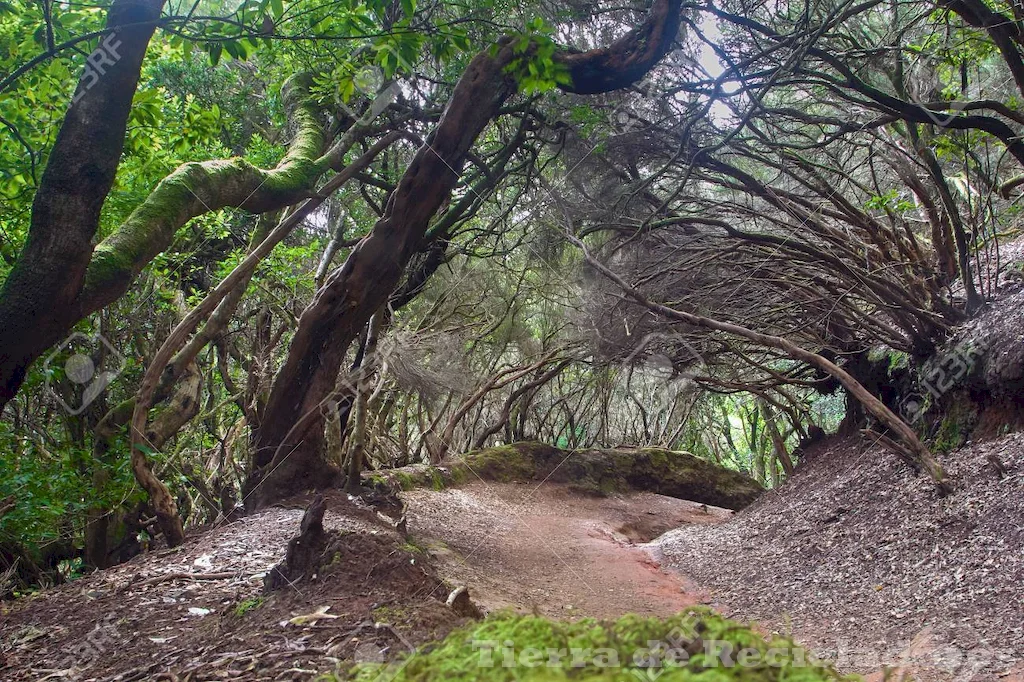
[[2, 0, 1022, 587]]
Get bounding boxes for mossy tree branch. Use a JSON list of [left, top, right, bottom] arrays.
[[74, 74, 331, 317], [0, 58, 385, 414], [127, 132, 407, 545]]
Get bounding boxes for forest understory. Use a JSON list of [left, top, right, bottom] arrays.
[[2, 430, 1021, 681], [7, 0, 1024, 678]]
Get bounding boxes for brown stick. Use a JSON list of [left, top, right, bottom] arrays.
[[137, 571, 238, 587], [571, 234, 953, 494]]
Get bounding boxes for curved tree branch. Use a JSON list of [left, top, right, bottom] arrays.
[[245, 0, 685, 507]]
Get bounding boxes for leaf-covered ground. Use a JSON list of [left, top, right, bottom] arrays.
[[651, 434, 1024, 682], [0, 491, 467, 680]]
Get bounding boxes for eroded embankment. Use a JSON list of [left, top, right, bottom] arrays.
[[649, 434, 1024, 682]]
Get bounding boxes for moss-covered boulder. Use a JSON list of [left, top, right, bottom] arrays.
[[367, 464, 461, 491], [557, 447, 763, 511], [338, 608, 850, 681], [455, 441, 563, 482], [370, 442, 762, 510]]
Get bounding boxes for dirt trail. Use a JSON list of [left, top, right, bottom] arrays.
[[402, 481, 730, 619]]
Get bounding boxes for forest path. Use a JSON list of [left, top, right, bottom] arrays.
[[401, 481, 731, 619]]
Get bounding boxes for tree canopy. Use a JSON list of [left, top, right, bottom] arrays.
[[2, 0, 1022, 579]]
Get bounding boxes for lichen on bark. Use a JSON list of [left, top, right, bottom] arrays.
[[77, 74, 329, 314]]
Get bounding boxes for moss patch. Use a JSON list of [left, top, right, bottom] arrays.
[[930, 394, 979, 453], [233, 597, 264, 616], [368, 443, 763, 510], [372, 603, 416, 625], [371, 465, 459, 492], [429, 468, 447, 491], [458, 442, 555, 482], [334, 609, 850, 681]]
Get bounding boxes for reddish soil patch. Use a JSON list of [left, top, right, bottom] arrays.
[[402, 481, 729, 619]]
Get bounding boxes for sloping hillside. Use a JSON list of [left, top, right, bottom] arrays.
[[650, 434, 1024, 681], [0, 491, 467, 681]]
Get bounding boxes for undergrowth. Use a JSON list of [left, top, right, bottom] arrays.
[[233, 596, 264, 616], [327, 609, 853, 681]]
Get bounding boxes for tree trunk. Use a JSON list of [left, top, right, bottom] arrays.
[[0, 0, 165, 409], [761, 399, 795, 477], [244, 0, 683, 508], [346, 310, 384, 490]]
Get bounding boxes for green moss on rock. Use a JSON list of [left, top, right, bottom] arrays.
[[457, 442, 557, 481], [368, 442, 763, 510], [621, 448, 763, 510], [395, 471, 417, 491], [336, 609, 850, 681], [369, 465, 457, 491], [931, 394, 979, 453]]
